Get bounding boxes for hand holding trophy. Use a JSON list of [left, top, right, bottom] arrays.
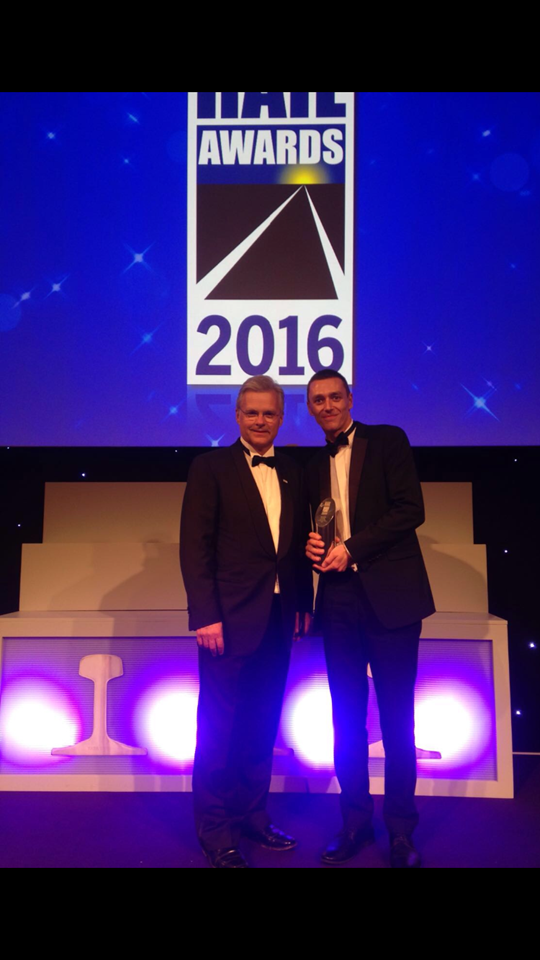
[[306, 498, 351, 574]]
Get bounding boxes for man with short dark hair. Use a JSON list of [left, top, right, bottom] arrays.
[[305, 369, 435, 868], [181, 376, 312, 867]]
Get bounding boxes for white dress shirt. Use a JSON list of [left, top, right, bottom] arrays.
[[329, 421, 356, 567], [242, 439, 281, 592]]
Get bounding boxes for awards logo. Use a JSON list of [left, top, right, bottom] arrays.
[[187, 92, 355, 386]]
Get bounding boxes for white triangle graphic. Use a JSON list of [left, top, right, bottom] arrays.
[[197, 183, 344, 300], [197, 186, 303, 300], [304, 187, 345, 300]]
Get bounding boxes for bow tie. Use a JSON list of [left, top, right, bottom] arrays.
[[252, 455, 276, 468], [326, 424, 355, 457]]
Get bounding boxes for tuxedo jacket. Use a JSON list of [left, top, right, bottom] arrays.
[[180, 439, 313, 656], [307, 421, 435, 631]]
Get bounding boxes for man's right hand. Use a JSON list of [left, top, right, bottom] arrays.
[[305, 531, 326, 564], [196, 622, 224, 657]]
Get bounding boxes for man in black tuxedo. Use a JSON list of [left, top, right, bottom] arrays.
[[180, 375, 312, 868], [305, 369, 435, 868]]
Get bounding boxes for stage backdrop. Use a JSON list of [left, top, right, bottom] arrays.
[[0, 92, 538, 446]]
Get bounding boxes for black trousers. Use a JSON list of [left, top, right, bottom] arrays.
[[192, 598, 290, 852], [321, 569, 421, 837]]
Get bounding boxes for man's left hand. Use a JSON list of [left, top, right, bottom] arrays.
[[314, 542, 352, 574]]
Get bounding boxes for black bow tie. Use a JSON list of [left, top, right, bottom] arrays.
[[326, 424, 355, 457], [252, 455, 276, 468]]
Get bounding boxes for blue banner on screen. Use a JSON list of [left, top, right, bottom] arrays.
[[0, 92, 538, 446]]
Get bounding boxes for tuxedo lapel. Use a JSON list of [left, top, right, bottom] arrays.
[[276, 455, 293, 561], [231, 439, 276, 557], [348, 422, 368, 526]]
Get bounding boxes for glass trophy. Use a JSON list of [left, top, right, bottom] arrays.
[[314, 497, 336, 559]]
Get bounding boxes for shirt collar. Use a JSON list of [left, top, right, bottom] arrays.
[[329, 421, 356, 458], [240, 438, 276, 459], [336, 421, 355, 444]]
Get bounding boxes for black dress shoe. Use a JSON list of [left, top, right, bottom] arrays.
[[390, 835, 421, 868], [321, 827, 375, 864], [204, 847, 250, 868], [243, 823, 297, 850]]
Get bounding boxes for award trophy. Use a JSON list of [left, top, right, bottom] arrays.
[[314, 498, 336, 560]]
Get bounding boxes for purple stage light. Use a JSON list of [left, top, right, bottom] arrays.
[[281, 673, 493, 773], [134, 680, 199, 766], [281, 676, 334, 769], [0, 680, 81, 765], [414, 683, 491, 761], [0, 637, 498, 783]]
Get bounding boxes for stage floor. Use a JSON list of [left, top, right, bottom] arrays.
[[1, 756, 538, 869]]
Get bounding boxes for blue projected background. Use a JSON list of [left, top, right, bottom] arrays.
[[0, 92, 538, 446]]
